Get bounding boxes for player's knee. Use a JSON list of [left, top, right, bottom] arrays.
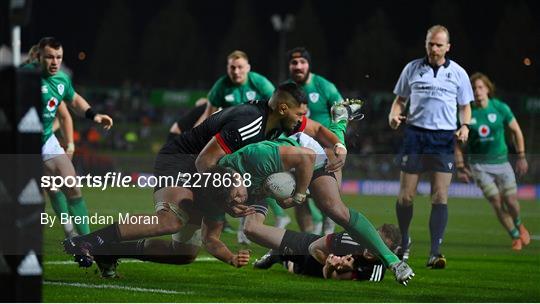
[[488, 195, 503, 210], [398, 195, 414, 206]]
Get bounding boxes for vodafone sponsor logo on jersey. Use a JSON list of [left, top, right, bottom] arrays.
[[46, 97, 59, 112]]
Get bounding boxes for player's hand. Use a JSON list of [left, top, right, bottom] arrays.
[[325, 146, 347, 172], [337, 254, 354, 272], [456, 166, 472, 183], [455, 125, 469, 143], [515, 157, 528, 178], [277, 197, 297, 209], [65, 143, 75, 160], [230, 249, 251, 268], [389, 115, 406, 130], [94, 114, 113, 130], [225, 204, 255, 218]]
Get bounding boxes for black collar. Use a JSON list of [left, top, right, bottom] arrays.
[[423, 56, 450, 68]]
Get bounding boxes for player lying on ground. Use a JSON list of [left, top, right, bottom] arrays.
[[63, 83, 345, 268], [65, 141, 317, 277], [253, 223, 400, 282], [216, 133, 414, 285]]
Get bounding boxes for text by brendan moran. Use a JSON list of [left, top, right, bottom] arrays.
[[41, 213, 158, 227]]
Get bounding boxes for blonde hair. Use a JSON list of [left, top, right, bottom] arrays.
[[426, 25, 450, 43], [470, 72, 496, 98], [227, 50, 249, 62]]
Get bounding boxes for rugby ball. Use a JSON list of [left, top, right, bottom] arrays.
[[263, 172, 296, 200]]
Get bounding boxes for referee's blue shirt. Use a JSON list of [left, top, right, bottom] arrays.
[[393, 57, 473, 131]]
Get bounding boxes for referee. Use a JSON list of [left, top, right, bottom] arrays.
[[388, 25, 473, 269]]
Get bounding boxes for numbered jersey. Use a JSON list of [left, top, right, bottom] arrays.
[[467, 98, 515, 164]]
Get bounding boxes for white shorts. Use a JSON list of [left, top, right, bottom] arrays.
[[42, 134, 65, 161], [470, 162, 517, 197], [289, 132, 327, 169]]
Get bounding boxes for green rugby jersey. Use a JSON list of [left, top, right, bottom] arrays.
[[467, 98, 515, 164], [294, 73, 343, 128], [23, 63, 75, 142], [218, 137, 299, 201], [208, 71, 274, 108]]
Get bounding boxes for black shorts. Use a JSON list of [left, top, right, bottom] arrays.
[[398, 125, 456, 173], [326, 232, 366, 256], [176, 104, 206, 132], [153, 141, 197, 192]]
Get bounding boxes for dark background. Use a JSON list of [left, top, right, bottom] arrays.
[[2, 0, 539, 93]]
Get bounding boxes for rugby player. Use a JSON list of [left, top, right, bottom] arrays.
[[254, 224, 401, 282], [455, 72, 530, 250], [28, 37, 113, 236], [63, 82, 347, 266], [216, 133, 414, 285]]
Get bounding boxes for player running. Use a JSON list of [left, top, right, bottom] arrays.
[[455, 72, 530, 250]]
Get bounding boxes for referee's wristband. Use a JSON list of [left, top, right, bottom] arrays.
[[85, 108, 97, 121], [460, 123, 470, 130]]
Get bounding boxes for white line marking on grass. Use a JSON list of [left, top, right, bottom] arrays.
[[45, 256, 218, 265], [531, 235, 540, 240], [44, 281, 191, 295]]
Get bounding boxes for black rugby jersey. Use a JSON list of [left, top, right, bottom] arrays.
[[169, 100, 307, 154]]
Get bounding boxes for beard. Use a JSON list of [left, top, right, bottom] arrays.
[[291, 69, 310, 84]]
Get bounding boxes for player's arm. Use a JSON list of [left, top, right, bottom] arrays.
[[196, 138, 227, 172], [68, 92, 113, 130], [277, 146, 315, 208], [201, 217, 250, 267], [456, 103, 472, 143], [56, 102, 75, 158], [303, 118, 346, 172], [388, 96, 407, 129], [508, 119, 528, 177]]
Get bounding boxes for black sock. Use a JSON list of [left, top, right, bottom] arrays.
[[78, 223, 121, 246], [396, 201, 413, 249], [429, 204, 448, 255], [97, 239, 145, 259]]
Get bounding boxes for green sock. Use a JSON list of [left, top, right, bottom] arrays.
[[514, 217, 522, 227], [308, 199, 323, 224], [509, 228, 520, 239], [67, 196, 91, 235], [328, 121, 347, 144], [345, 208, 400, 267], [49, 191, 70, 219], [266, 198, 286, 217]]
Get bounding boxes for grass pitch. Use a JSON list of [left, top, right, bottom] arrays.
[[43, 188, 540, 302]]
